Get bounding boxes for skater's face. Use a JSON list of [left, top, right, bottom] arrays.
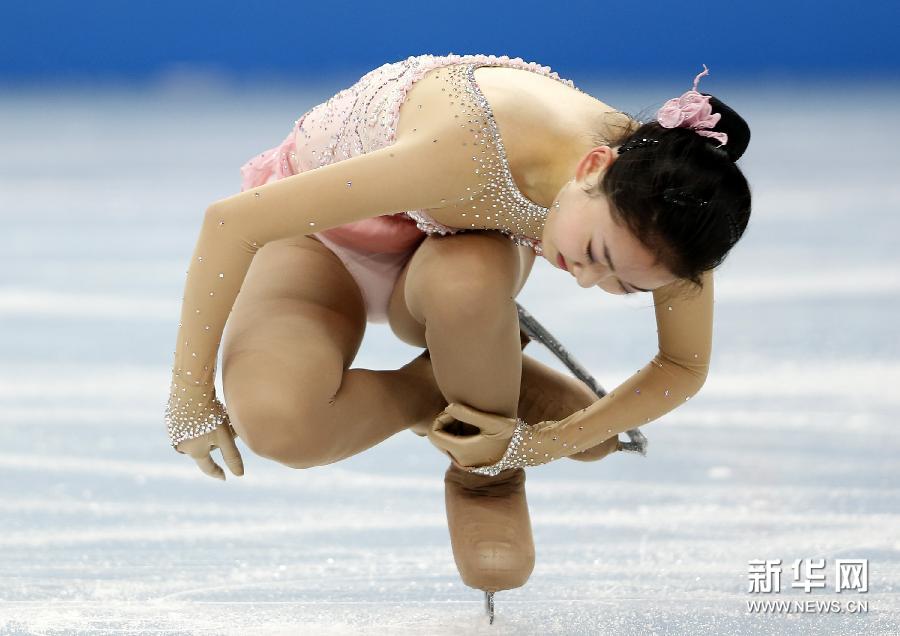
[[542, 146, 677, 295]]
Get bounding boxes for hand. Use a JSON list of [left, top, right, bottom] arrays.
[[176, 422, 245, 481], [427, 402, 520, 470]]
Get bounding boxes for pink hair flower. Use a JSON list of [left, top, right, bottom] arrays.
[[656, 64, 728, 147]]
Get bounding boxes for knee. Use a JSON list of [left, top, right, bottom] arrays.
[[228, 385, 331, 467], [420, 273, 517, 325], [409, 234, 520, 322]]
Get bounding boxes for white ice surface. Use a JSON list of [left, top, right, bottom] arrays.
[[1, 77, 899, 635]]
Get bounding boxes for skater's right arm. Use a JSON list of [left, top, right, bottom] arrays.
[[166, 123, 484, 479]]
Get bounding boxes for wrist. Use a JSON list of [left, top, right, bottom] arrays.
[[462, 416, 587, 475], [464, 418, 532, 476], [166, 378, 229, 450]]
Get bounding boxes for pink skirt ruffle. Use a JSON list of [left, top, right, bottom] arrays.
[[238, 127, 425, 324]]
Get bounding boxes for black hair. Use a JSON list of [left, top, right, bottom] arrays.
[[586, 94, 752, 294]]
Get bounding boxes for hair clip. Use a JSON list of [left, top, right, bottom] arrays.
[[662, 187, 741, 244], [616, 137, 660, 155], [662, 187, 708, 208]]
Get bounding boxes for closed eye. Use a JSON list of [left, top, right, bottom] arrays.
[[586, 239, 636, 294]]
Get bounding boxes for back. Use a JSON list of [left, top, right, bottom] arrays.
[[240, 53, 584, 252]]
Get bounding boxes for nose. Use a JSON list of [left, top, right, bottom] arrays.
[[570, 262, 610, 289]]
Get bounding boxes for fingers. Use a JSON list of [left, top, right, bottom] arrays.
[[174, 425, 245, 481], [216, 424, 245, 476], [176, 432, 227, 481], [194, 453, 227, 481], [441, 402, 516, 436], [428, 422, 508, 469], [433, 408, 457, 430]]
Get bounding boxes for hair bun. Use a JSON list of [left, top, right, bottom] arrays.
[[705, 94, 751, 161]]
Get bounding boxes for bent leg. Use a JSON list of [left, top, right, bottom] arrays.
[[390, 229, 617, 461], [402, 231, 524, 419], [221, 234, 445, 468]]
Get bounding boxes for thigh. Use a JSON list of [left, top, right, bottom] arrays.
[[220, 234, 367, 443], [387, 230, 535, 348]]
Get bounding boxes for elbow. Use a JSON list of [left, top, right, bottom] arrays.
[[693, 370, 709, 395], [688, 360, 710, 397], [688, 362, 709, 393], [656, 350, 709, 392], [680, 366, 708, 403], [204, 202, 224, 222], [202, 201, 261, 254], [202, 202, 233, 234]]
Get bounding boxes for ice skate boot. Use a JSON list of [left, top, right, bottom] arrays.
[[444, 461, 535, 624]]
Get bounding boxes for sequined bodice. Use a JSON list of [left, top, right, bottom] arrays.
[[292, 54, 588, 257], [404, 62, 570, 257]]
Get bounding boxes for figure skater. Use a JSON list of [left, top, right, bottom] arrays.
[[164, 53, 752, 620]]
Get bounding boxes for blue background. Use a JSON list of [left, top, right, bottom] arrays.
[[3, 0, 898, 83]]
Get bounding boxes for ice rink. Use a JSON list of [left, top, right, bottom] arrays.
[[1, 76, 898, 634]]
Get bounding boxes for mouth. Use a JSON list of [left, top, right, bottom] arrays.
[[556, 252, 569, 272]]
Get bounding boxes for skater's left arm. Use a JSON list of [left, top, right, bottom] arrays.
[[428, 270, 714, 473], [528, 269, 715, 458]]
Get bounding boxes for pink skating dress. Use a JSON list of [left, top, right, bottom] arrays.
[[239, 53, 579, 323], [166, 54, 716, 456]]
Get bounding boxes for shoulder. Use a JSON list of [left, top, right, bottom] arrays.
[[395, 63, 551, 147]]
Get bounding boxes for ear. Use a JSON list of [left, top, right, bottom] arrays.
[[575, 146, 616, 186]]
